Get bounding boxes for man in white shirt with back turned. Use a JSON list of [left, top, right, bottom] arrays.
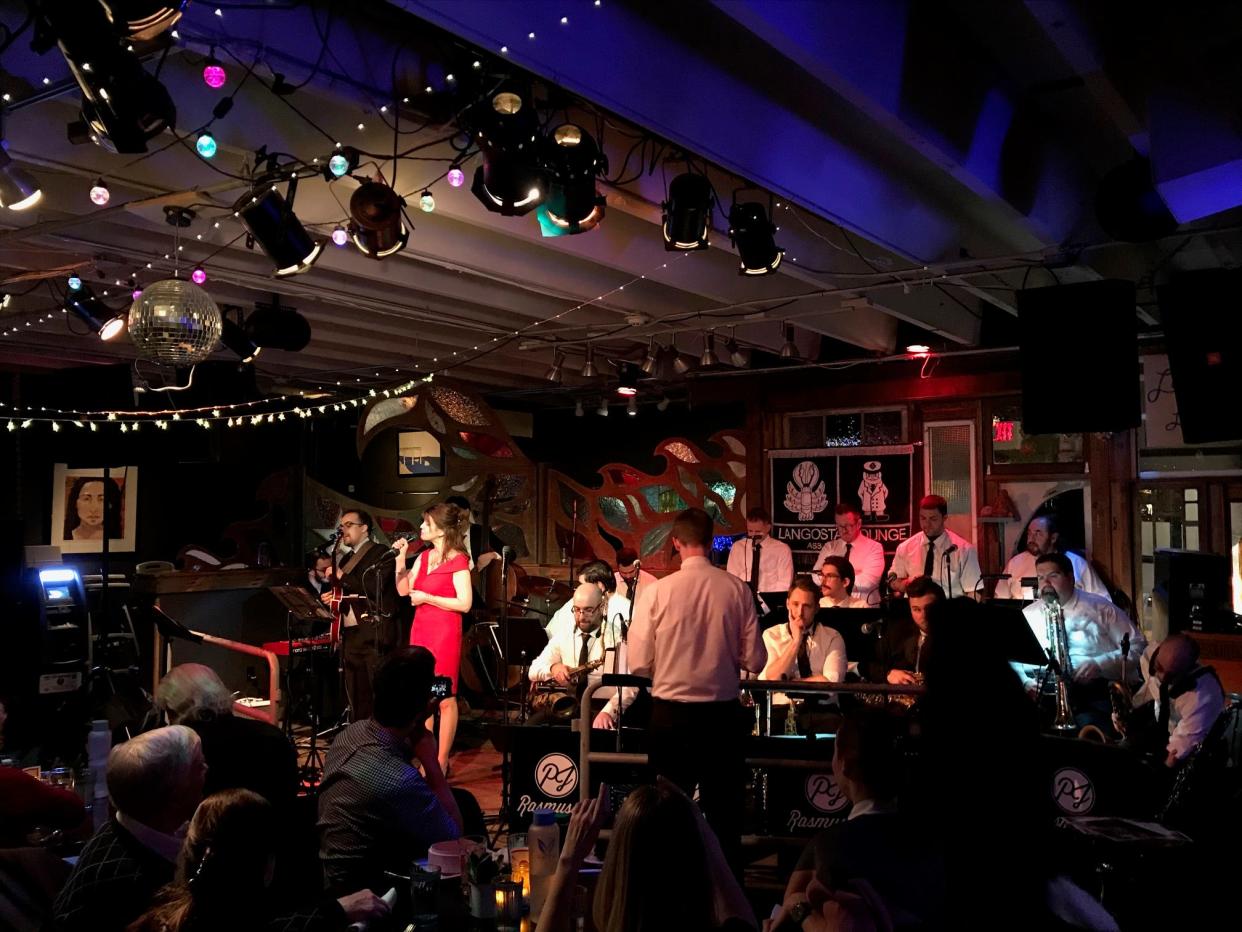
[[811, 503, 886, 605], [995, 513, 1110, 602], [726, 506, 794, 614], [889, 494, 982, 600], [630, 507, 767, 877]]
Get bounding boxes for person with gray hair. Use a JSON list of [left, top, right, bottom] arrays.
[[52, 725, 207, 932]]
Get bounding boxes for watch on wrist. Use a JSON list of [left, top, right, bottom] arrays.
[[787, 902, 813, 927]]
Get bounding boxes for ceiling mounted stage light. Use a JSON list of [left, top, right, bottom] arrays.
[[221, 317, 260, 363], [545, 352, 565, 384], [574, 399, 584, 417], [616, 364, 638, 396], [349, 181, 409, 259], [0, 145, 42, 211], [64, 282, 116, 338], [234, 185, 322, 276], [780, 323, 799, 360], [662, 172, 713, 251], [469, 82, 547, 216], [725, 337, 751, 368], [538, 123, 606, 236], [596, 399, 609, 417], [906, 343, 931, 356], [729, 198, 783, 275], [640, 339, 658, 375], [580, 345, 597, 378], [245, 300, 312, 352], [105, 2, 187, 41], [39, 3, 176, 154], [700, 332, 718, 367], [627, 396, 638, 416]]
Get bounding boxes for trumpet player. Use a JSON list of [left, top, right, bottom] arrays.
[[529, 583, 635, 729], [1018, 553, 1145, 730]]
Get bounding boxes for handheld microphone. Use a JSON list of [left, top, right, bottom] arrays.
[[383, 535, 428, 559], [631, 559, 641, 568]]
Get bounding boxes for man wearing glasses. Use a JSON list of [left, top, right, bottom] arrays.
[[321, 509, 400, 721], [811, 503, 886, 605], [528, 583, 635, 729]]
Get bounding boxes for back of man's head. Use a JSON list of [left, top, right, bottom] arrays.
[[1160, 633, 1200, 678], [671, 508, 713, 550], [579, 559, 617, 593], [107, 725, 204, 827], [155, 663, 234, 725], [905, 576, 946, 601], [373, 646, 437, 729], [1035, 551, 1074, 578]]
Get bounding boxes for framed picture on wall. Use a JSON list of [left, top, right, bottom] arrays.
[[397, 430, 443, 477], [50, 464, 139, 553]]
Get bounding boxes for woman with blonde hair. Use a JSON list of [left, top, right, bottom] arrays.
[[129, 789, 385, 932], [394, 501, 473, 774], [542, 777, 756, 932]]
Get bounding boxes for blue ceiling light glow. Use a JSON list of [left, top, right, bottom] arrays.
[[68, 275, 82, 290], [329, 154, 350, 177], [196, 132, 217, 158]]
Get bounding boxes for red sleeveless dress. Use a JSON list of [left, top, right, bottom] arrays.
[[408, 550, 470, 691]]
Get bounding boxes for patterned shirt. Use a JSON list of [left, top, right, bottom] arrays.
[[317, 719, 459, 893]]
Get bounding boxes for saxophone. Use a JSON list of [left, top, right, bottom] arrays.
[[1042, 591, 1077, 732], [529, 657, 605, 719]]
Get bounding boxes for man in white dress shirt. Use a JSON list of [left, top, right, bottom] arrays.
[[1117, 633, 1226, 769], [889, 495, 982, 600], [726, 506, 794, 613], [817, 556, 869, 610], [629, 507, 767, 875], [762, 577, 847, 717], [614, 547, 657, 602], [995, 514, 1110, 602], [811, 503, 886, 605], [1017, 553, 1145, 730], [543, 560, 631, 636], [529, 584, 635, 730]]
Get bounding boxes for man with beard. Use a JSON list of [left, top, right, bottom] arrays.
[[995, 514, 1109, 601]]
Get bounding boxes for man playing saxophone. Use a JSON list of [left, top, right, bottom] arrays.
[[1017, 553, 1146, 731], [529, 583, 636, 729]]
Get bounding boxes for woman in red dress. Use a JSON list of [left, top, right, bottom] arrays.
[[394, 502, 473, 773]]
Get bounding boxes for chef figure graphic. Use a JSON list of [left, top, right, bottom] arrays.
[[857, 460, 889, 522]]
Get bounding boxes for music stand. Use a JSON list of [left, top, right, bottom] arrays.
[[978, 602, 1048, 666], [490, 614, 548, 842], [268, 585, 334, 786]]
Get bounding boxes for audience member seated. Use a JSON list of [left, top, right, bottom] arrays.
[[541, 777, 757, 932], [1117, 633, 1227, 770], [53, 725, 207, 932], [775, 708, 944, 928], [0, 765, 85, 848], [317, 646, 463, 895], [129, 789, 388, 932], [862, 577, 944, 685]]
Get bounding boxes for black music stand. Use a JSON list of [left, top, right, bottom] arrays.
[[488, 614, 548, 843], [269, 585, 334, 786], [980, 601, 1048, 666]]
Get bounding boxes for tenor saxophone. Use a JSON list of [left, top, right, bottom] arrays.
[[1043, 591, 1077, 732]]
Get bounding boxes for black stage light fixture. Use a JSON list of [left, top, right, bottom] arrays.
[[615, 363, 639, 397], [779, 323, 799, 360], [234, 185, 322, 276], [0, 144, 41, 211], [349, 181, 410, 259], [540, 123, 606, 235], [244, 300, 312, 352], [104, 2, 187, 41], [38, 2, 176, 154], [65, 283, 125, 340], [640, 338, 658, 374], [662, 172, 713, 251], [544, 352, 565, 384], [580, 345, 598, 378], [700, 332, 719, 367], [729, 198, 783, 275], [221, 318, 260, 363], [470, 82, 547, 216]]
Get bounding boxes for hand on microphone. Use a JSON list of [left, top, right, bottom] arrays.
[[392, 536, 411, 559]]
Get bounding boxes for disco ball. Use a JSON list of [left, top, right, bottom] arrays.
[[127, 278, 222, 366]]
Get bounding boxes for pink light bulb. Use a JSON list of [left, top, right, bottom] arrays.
[[203, 63, 227, 89], [132, 289, 143, 300], [447, 167, 465, 188], [191, 267, 207, 285], [331, 226, 349, 247]]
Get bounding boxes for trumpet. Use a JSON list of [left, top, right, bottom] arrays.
[[1042, 590, 1077, 732]]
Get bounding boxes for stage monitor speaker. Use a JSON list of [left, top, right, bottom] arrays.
[[1154, 548, 1231, 634], [1017, 280, 1139, 434], [1157, 270, 1242, 443]]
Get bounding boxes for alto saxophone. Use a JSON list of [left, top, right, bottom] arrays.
[[529, 657, 605, 719], [1042, 591, 1077, 732]]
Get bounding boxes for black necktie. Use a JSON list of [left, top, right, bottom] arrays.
[[576, 633, 592, 700], [1157, 681, 1171, 736], [624, 577, 635, 601], [796, 630, 813, 679], [844, 542, 852, 563], [749, 538, 762, 593], [923, 539, 936, 578]]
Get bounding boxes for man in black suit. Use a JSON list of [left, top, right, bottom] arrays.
[[863, 576, 945, 684], [323, 510, 400, 722], [53, 726, 206, 932]]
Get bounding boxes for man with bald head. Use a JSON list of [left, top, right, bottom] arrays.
[[1118, 633, 1227, 768], [528, 582, 635, 729]]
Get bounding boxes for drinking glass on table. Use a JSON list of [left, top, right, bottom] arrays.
[[409, 863, 441, 915], [507, 832, 530, 900]]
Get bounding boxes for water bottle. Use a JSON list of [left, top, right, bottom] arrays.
[[87, 720, 111, 830], [527, 808, 560, 922]]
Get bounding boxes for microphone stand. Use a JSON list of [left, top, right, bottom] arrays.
[[566, 499, 579, 588]]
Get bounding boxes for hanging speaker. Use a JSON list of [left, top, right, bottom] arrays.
[[1157, 270, 1242, 444], [1017, 280, 1139, 435]]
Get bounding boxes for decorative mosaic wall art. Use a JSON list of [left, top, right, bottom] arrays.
[[546, 430, 749, 575]]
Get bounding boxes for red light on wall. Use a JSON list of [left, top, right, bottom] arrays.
[[993, 420, 1015, 443]]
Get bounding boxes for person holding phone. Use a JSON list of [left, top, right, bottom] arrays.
[[318, 647, 463, 896], [395, 502, 473, 775]]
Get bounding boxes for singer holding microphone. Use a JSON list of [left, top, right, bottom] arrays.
[[395, 502, 473, 774]]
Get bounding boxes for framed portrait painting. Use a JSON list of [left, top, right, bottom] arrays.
[[397, 430, 443, 477], [51, 464, 139, 553]]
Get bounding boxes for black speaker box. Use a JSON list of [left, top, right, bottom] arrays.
[[1018, 280, 1139, 434], [1157, 270, 1242, 444]]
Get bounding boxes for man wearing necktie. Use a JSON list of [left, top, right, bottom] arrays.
[[614, 547, 656, 602], [888, 495, 982, 599], [811, 503, 886, 604], [761, 578, 847, 731], [726, 506, 794, 615]]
